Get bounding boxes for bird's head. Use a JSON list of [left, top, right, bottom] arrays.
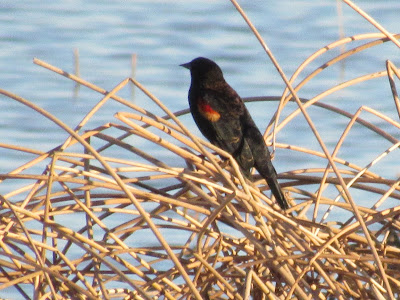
[[180, 57, 224, 85]]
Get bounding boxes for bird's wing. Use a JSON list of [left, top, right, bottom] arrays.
[[199, 88, 244, 153]]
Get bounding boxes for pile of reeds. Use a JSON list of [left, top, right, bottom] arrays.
[[1, 1, 400, 299]]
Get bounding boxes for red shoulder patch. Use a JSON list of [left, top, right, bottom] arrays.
[[197, 99, 220, 122]]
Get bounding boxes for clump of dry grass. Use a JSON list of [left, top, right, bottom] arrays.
[[1, 1, 400, 299]]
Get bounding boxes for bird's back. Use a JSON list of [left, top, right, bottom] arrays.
[[188, 80, 255, 173]]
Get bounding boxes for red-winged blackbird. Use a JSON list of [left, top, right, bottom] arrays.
[[181, 57, 289, 210]]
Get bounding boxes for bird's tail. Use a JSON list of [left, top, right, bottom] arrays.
[[254, 152, 289, 210], [245, 127, 289, 210], [264, 168, 289, 210]]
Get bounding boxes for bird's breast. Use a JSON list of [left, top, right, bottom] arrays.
[[197, 99, 221, 122]]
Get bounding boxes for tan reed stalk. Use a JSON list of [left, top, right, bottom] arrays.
[[229, 2, 396, 295], [386, 60, 400, 119], [342, 0, 400, 49]]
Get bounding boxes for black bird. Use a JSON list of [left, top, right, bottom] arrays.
[[181, 57, 289, 210]]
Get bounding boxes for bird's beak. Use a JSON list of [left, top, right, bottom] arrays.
[[180, 62, 191, 69]]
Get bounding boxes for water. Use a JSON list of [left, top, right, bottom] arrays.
[[0, 0, 399, 297]]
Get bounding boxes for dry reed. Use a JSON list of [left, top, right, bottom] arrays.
[[0, 1, 400, 299]]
